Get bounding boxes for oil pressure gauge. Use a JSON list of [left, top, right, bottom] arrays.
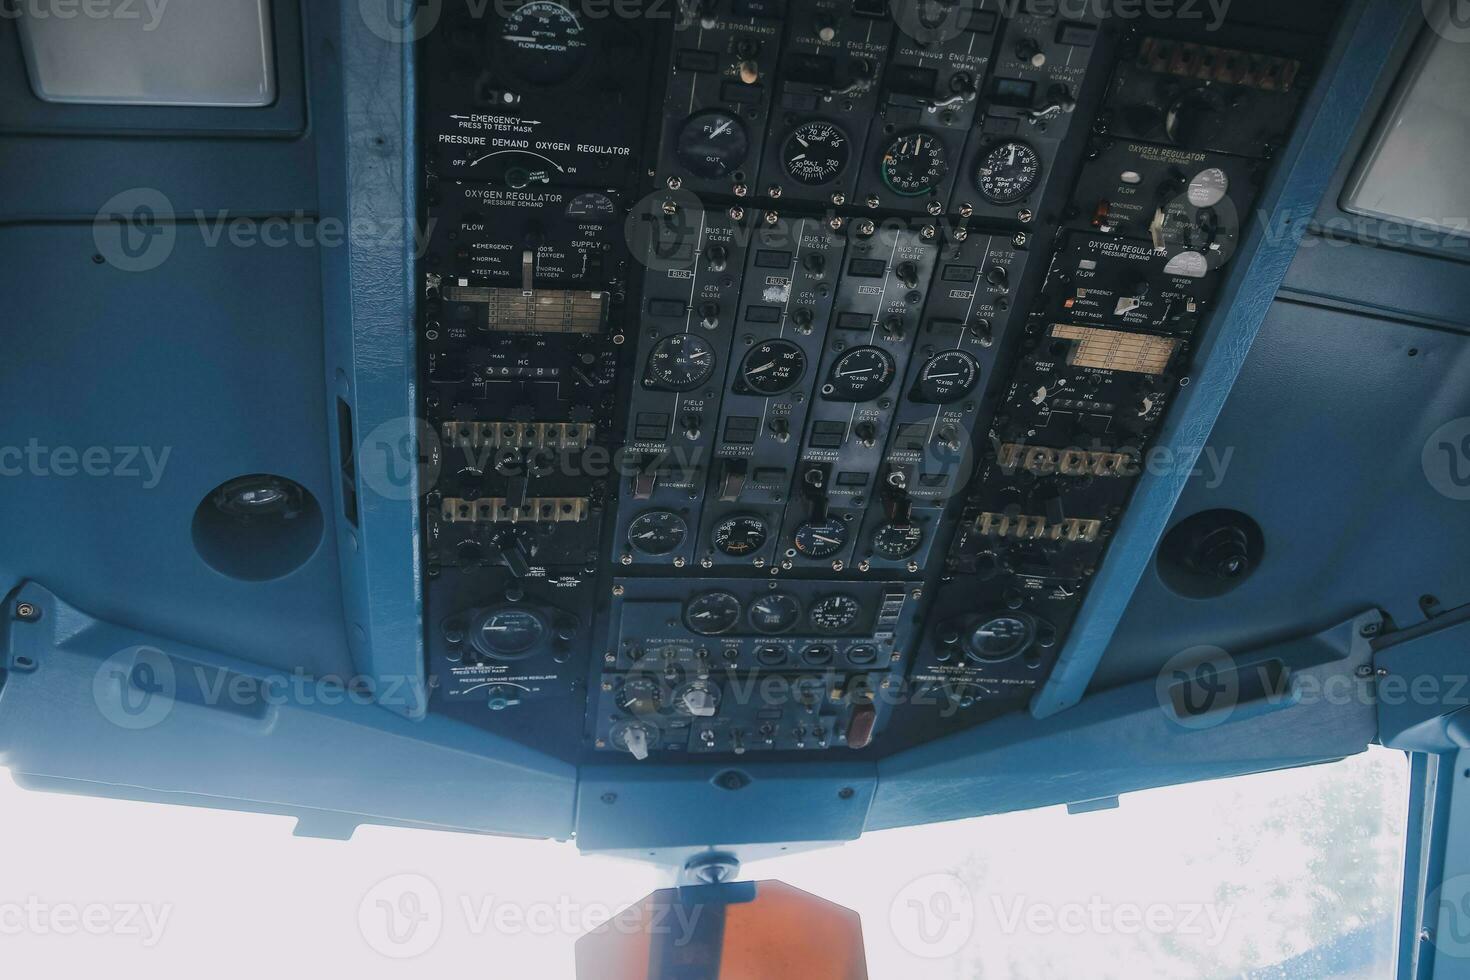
[[644, 333, 714, 391]]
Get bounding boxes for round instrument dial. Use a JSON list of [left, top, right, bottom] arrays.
[[826, 346, 896, 401], [471, 607, 547, 660], [975, 140, 1041, 204], [793, 517, 848, 559], [916, 350, 981, 403], [1186, 167, 1230, 208], [675, 109, 750, 180], [683, 591, 742, 635], [748, 593, 802, 634], [966, 615, 1034, 662], [497, 1, 591, 87], [739, 339, 806, 395], [644, 333, 714, 391], [627, 510, 688, 556], [872, 522, 923, 560], [810, 594, 861, 633], [616, 675, 663, 715], [565, 191, 617, 223], [782, 120, 851, 186], [879, 131, 949, 197], [712, 514, 769, 557]]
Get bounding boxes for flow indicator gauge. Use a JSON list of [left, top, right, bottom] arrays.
[[497, 1, 591, 87], [676, 109, 750, 179]]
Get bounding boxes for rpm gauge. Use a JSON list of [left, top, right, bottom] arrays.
[[738, 339, 806, 395], [782, 120, 851, 186], [683, 591, 742, 636], [809, 594, 861, 633], [975, 140, 1041, 205], [497, 1, 591, 87], [712, 514, 769, 557], [676, 109, 750, 179], [748, 593, 802, 634], [825, 346, 896, 401], [879, 131, 949, 197], [916, 350, 980, 403], [644, 333, 714, 391], [627, 510, 688, 556]]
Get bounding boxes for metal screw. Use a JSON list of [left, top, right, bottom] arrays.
[[959, 203, 974, 218], [1355, 665, 1374, 678], [729, 207, 745, 221], [828, 216, 844, 231], [765, 210, 780, 225], [1360, 622, 1380, 637], [921, 225, 936, 239], [865, 194, 880, 209], [666, 176, 682, 190], [14, 602, 38, 621], [954, 228, 968, 241], [601, 792, 617, 804], [1012, 233, 1028, 247], [1018, 208, 1034, 223], [662, 200, 678, 215], [673, 557, 686, 568], [768, 185, 783, 199], [926, 201, 943, 215], [733, 183, 749, 198], [831, 193, 846, 206], [838, 787, 855, 799], [620, 554, 633, 565], [612, 584, 625, 596], [858, 219, 876, 236]]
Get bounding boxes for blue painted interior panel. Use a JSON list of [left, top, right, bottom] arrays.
[[0, 225, 351, 677]]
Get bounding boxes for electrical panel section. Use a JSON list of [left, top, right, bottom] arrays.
[[416, 1, 1334, 760]]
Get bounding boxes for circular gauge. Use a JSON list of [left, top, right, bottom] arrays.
[[975, 140, 1041, 204], [683, 591, 742, 635], [675, 109, 750, 180], [712, 513, 769, 557], [810, 594, 861, 632], [497, 1, 591, 87], [673, 680, 721, 717], [879, 131, 949, 197], [749, 593, 802, 634], [644, 333, 714, 391], [793, 517, 848, 559], [782, 120, 851, 185], [917, 350, 981, 403], [1186, 167, 1230, 208], [872, 522, 923, 560], [627, 510, 688, 556], [616, 675, 663, 715], [965, 614, 1034, 663], [826, 346, 896, 401], [739, 339, 806, 395], [471, 606, 547, 660], [565, 191, 618, 223]]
